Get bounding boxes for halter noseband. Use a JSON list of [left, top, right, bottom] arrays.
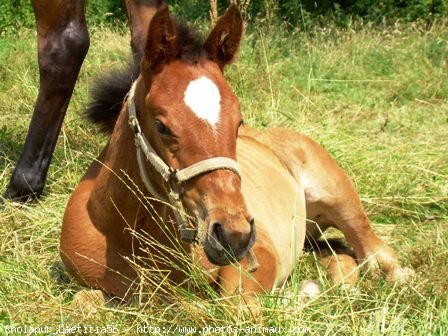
[[127, 80, 259, 272], [126, 81, 241, 243]]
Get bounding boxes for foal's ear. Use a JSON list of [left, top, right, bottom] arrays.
[[204, 4, 243, 70], [142, 4, 177, 73]]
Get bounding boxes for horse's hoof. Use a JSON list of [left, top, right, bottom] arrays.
[[220, 294, 263, 321], [242, 295, 263, 320], [2, 187, 40, 204], [298, 280, 321, 302], [339, 283, 361, 296], [2, 174, 43, 203]]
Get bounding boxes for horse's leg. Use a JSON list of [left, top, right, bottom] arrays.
[[3, 0, 89, 202], [122, 0, 166, 64]]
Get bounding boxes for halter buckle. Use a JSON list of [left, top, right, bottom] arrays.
[[167, 169, 182, 195], [128, 116, 141, 135], [179, 227, 199, 244]]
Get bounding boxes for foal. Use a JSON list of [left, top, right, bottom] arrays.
[[61, 5, 410, 303]]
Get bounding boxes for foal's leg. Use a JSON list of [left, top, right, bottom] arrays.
[[217, 237, 281, 316], [302, 141, 412, 283], [250, 128, 412, 284], [308, 199, 411, 284], [3, 0, 89, 202]]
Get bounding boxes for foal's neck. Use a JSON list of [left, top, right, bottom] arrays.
[[89, 102, 168, 236]]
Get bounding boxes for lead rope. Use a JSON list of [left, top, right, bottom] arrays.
[[127, 81, 259, 273]]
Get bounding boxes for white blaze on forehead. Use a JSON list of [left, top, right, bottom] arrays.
[[183, 76, 221, 127]]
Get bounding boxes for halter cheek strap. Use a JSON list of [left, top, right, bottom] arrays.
[[127, 81, 240, 242], [126, 81, 259, 273]]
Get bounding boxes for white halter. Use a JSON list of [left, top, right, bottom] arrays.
[[127, 81, 240, 243], [126, 81, 259, 273]]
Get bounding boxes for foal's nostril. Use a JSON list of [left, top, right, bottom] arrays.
[[210, 221, 226, 251], [204, 216, 256, 265], [212, 222, 223, 240]]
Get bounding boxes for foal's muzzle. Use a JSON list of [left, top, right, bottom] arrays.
[[203, 213, 256, 266]]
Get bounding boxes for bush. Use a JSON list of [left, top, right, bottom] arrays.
[[0, 0, 126, 34], [276, 0, 448, 27], [1, 0, 447, 35], [0, 0, 35, 34]]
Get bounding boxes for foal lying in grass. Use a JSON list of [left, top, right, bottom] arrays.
[[61, 4, 411, 306]]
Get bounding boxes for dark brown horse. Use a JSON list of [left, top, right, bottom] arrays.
[[3, 0, 165, 202], [61, 4, 412, 306]]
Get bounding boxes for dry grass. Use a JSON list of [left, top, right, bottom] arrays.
[[0, 17, 447, 335]]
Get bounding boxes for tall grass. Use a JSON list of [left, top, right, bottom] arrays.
[[0, 17, 447, 335]]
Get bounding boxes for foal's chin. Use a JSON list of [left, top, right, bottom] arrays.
[[202, 236, 254, 266]]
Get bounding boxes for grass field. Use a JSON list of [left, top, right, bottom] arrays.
[[0, 16, 447, 335]]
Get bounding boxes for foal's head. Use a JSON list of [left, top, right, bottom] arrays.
[[134, 5, 254, 265]]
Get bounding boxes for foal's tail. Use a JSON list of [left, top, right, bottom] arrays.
[[86, 62, 139, 133]]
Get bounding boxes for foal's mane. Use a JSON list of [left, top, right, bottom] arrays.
[[86, 19, 206, 133]]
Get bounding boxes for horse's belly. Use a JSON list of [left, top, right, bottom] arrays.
[[237, 137, 306, 283]]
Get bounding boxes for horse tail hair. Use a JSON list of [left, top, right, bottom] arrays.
[[86, 62, 139, 133]]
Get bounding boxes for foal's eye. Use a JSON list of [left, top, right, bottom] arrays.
[[154, 120, 173, 137]]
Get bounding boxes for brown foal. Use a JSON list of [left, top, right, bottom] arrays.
[[61, 5, 411, 304]]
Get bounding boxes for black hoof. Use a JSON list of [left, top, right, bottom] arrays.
[[2, 182, 43, 204]]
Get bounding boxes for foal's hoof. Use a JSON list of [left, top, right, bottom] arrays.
[[298, 280, 321, 302], [386, 267, 415, 285], [220, 294, 263, 321], [71, 289, 109, 315]]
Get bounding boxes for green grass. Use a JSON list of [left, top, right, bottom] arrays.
[[1, 18, 447, 335]]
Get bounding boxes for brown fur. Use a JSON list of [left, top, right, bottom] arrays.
[[61, 5, 410, 304]]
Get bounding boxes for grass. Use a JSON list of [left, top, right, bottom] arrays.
[[1, 16, 447, 335]]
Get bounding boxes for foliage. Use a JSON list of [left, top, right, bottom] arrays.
[[277, 0, 448, 28], [85, 0, 126, 25], [0, 0, 126, 34], [0, 0, 34, 34], [1, 0, 447, 34]]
